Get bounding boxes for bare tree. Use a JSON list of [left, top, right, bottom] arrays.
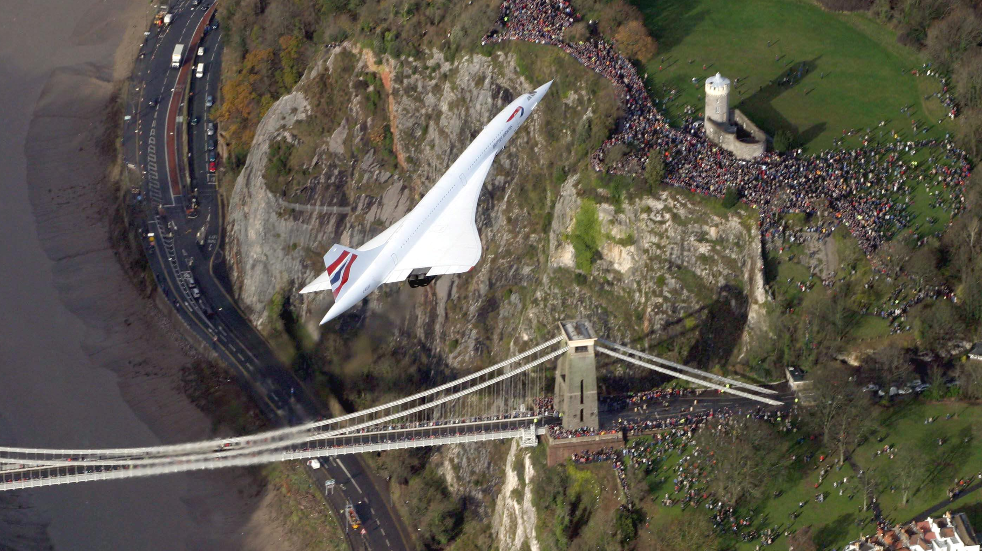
[[693, 417, 780, 505], [805, 364, 871, 464], [956, 360, 982, 400], [891, 446, 924, 507], [955, 48, 982, 110], [788, 526, 819, 551], [925, 6, 982, 69], [861, 463, 878, 512], [864, 345, 913, 388]]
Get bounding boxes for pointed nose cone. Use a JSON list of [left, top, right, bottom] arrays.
[[533, 80, 553, 105]]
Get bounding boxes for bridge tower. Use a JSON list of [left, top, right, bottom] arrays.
[[554, 320, 599, 431]]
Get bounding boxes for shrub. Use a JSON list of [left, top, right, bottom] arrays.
[[571, 199, 602, 272], [613, 20, 657, 62], [815, 0, 872, 11], [773, 129, 798, 152], [644, 149, 665, 193]]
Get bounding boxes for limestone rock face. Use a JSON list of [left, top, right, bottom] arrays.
[[226, 43, 768, 364]]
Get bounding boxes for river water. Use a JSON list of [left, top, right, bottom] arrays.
[[0, 0, 265, 548]]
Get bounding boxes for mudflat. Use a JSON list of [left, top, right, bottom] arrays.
[[0, 0, 297, 549]]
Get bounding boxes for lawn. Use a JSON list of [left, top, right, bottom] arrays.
[[634, 0, 954, 153], [629, 401, 981, 550], [851, 401, 982, 524]]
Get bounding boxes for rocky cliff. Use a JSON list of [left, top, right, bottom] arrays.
[[226, 43, 768, 371]]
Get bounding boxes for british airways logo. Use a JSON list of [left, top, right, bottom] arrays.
[[506, 106, 525, 122], [326, 250, 358, 298]]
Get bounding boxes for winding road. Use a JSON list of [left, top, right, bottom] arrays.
[[121, 2, 410, 549]]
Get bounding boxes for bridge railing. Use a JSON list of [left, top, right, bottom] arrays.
[[0, 336, 565, 463]]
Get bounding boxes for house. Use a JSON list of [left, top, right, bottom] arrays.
[[846, 511, 980, 551]]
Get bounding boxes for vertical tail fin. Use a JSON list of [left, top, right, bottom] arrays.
[[300, 244, 381, 300]]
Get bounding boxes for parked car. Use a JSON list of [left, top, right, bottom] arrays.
[[863, 383, 880, 392], [208, 150, 216, 162], [197, 46, 204, 57], [207, 122, 215, 136], [914, 383, 931, 393], [207, 139, 216, 151], [208, 161, 217, 173], [205, 94, 214, 107]]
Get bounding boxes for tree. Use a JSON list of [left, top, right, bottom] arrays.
[[805, 364, 872, 465], [956, 360, 982, 400], [773, 129, 798, 152], [890, 446, 924, 507], [722, 187, 740, 209], [956, 107, 982, 160], [861, 463, 878, 512], [788, 526, 819, 551], [925, 6, 982, 69], [649, 510, 719, 551], [613, 20, 657, 62], [564, 21, 590, 43], [914, 300, 965, 351], [864, 345, 913, 388], [644, 149, 664, 193], [693, 417, 780, 504], [614, 504, 645, 545], [907, 242, 941, 286], [955, 48, 982, 110]]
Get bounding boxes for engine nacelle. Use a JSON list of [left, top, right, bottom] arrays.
[[407, 271, 438, 288]]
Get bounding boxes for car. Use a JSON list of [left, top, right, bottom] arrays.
[[208, 161, 217, 172], [207, 122, 215, 136], [190, 116, 199, 126], [863, 383, 880, 392], [191, 288, 201, 299], [208, 150, 216, 162], [148, 98, 157, 107], [914, 383, 931, 393], [207, 139, 216, 151], [205, 94, 214, 107], [197, 46, 204, 57]]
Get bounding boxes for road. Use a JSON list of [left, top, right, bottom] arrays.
[[122, 3, 410, 549]]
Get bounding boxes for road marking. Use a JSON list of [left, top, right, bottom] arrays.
[[336, 459, 363, 494]]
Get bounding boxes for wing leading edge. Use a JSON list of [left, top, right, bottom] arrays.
[[384, 154, 495, 283]]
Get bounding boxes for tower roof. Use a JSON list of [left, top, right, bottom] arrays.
[[706, 72, 730, 88]]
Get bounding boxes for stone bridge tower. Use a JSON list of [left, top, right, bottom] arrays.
[[554, 320, 599, 431]]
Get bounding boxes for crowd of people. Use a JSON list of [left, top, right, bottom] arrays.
[[482, 0, 970, 258]]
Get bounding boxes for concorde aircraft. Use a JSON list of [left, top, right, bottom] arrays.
[[300, 80, 553, 324]]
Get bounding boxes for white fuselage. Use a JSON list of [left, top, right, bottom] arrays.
[[324, 82, 552, 320]]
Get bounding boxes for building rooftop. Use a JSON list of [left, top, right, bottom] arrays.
[[968, 342, 982, 358]]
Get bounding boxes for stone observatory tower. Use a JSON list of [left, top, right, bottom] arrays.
[[705, 72, 731, 127], [702, 72, 767, 159]]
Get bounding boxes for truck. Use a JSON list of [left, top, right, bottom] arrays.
[[171, 44, 184, 68], [153, 4, 171, 27], [344, 503, 361, 530]]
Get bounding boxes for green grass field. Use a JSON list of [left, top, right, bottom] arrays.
[[634, 0, 954, 153], [628, 401, 981, 550]]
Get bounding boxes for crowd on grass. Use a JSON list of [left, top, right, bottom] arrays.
[[482, 0, 970, 259]]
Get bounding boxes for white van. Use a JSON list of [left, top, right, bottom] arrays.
[[195, 62, 204, 78]]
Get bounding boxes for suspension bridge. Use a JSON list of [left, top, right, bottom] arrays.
[[0, 321, 786, 491]]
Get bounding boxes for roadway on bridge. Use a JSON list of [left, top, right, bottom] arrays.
[[122, 3, 409, 549]]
